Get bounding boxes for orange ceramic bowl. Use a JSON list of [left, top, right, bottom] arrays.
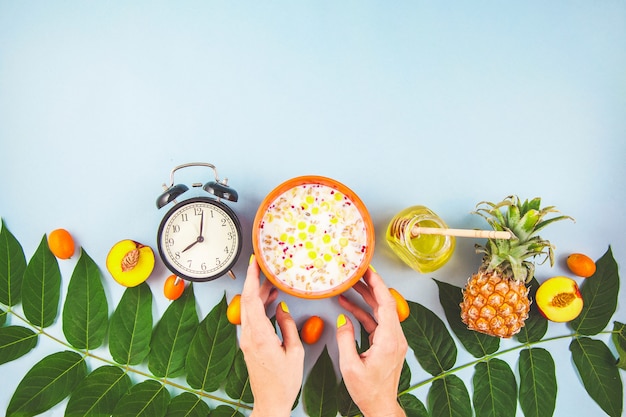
[[252, 176, 375, 299]]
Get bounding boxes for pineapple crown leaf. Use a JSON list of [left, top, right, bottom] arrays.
[[472, 195, 573, 283], [473, 207, 507, 231], [507, 255, 529, 283], [477, 249, 537, 283], [534, 214, 576, 235], [473, 195, 574, 242], [521, 197, 542, 212]]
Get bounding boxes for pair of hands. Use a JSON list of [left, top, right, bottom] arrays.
[[239, 255, 408, 417]]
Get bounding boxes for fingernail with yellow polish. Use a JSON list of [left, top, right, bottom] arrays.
[[280, 301, 289, 313], [336, 313, 347, 328], [369, 264, 377, 273], [249, 254, 255, 265]]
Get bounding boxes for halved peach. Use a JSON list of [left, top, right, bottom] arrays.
[[106, 240, 155, 287], [535, 276, 583, 322]]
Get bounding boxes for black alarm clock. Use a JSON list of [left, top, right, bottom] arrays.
[[156, 162, 242, 282]]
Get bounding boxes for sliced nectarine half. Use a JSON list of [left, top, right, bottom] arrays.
[[106, 240, 155, 287], [535, 276, 583, 322]]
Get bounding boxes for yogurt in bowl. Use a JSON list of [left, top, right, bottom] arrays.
[[253, 176, 375, 299]]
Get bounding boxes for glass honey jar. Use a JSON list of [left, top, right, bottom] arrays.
[[385, 205, 456, 273]]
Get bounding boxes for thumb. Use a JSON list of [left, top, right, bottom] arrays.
[[275, 302, 303, 351], [335, 314, 361, 369]]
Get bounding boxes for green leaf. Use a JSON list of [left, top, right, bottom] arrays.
[[185, 294, 237, 392], [612, 321, 626, 369], [303, 346, 338, 417], [402, 300, 457, 375], [398, 393, 429, 417], [65, 365, 132, 417], [166, 392, 210, 417], [109, 282, 153, 365], [337, 378, 360, 417], [518, 348, 556, 417], [435, 279, 500, 357], [0, 219, 27, 306], [398, 359, 411, 392], [515, 277, 548, 343], [0, 308, 6, 326], [149, 283, 198, 378], [7, 350, 86, 417], [292, 389, 302, 412], [359, 321, 371, 352], [0, 325, 38, 365], [210, 405, 245, 417], [21, 234, 61, 327], [112, 379, 170, 417], [472, 358, 517, 417], [427, 374, 472, 417], [224, 348, 253, 404], [62, 249, 109, 350], [570, 246, 619, 335], [570, 337, 623, 417]]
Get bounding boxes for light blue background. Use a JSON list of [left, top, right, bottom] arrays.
[[1, 2, 625, 416]]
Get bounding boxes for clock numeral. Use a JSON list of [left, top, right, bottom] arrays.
[[224, 246, 230, 254], [168, 238, 175, 246], [209, 210, 214, 218], [194, 207, 203, 216], [221, 218, 227, 227], [181, 213, 189, 222], [174, 252, 181, 260], [186, 260, 208, 271], [227, 231, 234, 240], [172, 225, 180, 233], [216, 257, 221, 266]]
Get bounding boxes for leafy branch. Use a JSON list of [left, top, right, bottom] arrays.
[[6, 305, 249, 410], [1, 219, 625, 417], [402, 329, 618, 392]]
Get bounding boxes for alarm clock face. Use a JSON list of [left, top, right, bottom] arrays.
[[157, 197, 242, 281]]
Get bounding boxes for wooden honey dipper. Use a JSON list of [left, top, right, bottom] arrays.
[[390, 217, 513, 240]]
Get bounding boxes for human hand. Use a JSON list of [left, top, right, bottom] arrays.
[[240, 255, 305, 417], [336, 267, 408, 417]]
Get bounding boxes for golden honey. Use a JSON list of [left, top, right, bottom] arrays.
[[386, 206, 455, 273]]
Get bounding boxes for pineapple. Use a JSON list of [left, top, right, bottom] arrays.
[[460, 196, 573, 338]]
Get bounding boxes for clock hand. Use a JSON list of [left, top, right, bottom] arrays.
[[182, 239, 199, 253], [182, 211, 207, 254], [182, 215, 206, 253]]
